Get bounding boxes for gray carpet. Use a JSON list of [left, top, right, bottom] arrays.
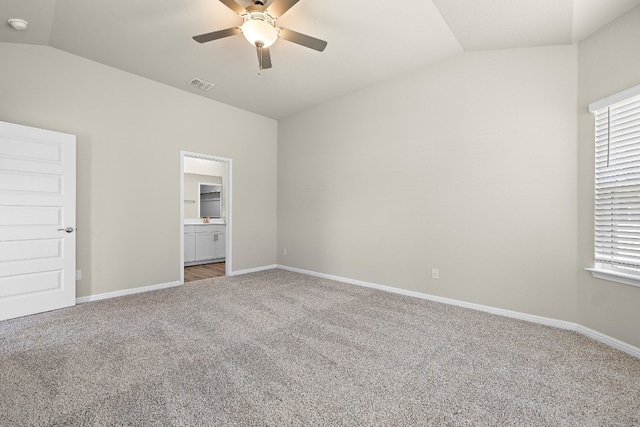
[[1, 269, 639, 426]]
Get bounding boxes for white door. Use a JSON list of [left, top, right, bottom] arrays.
[[0, 121, 76, 321]]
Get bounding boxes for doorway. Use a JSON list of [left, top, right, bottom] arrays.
[[179, 151, 232, 283]]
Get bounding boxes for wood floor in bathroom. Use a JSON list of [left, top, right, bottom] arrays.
[[184, 262, 225, 282]]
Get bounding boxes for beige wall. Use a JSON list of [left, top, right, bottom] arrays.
[[278, 45, 579, 322], [0, 43, 278, 297], [577, 6, 640, 347]]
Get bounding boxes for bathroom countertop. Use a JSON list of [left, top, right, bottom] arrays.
[[184, 219, 226, 225]]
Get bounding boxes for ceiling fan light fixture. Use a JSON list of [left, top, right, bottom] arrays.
[[241, 15, 278, 47]]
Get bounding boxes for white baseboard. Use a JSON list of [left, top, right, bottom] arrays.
[[76, 280, 182, 304], [575, 324, 640, 358], [72, 264, 640, 359], [228, 264, 278, 276], [278, 265, 640, 359], [75, 264, 280, 304]]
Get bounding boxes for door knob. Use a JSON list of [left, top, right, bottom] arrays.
[[58, 227, 75, 233]]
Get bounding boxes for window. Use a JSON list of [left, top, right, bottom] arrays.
[[587, 84, 640, 287]]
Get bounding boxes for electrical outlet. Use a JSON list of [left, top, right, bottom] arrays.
[[283, 248, 287, 256], [76, 270, 82, 280], [431, 268, 439, 280]]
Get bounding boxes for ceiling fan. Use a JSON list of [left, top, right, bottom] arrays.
[[193, 0, 327, 72]]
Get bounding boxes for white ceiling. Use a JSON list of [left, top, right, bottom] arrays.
[[1, 0, 639, 119]]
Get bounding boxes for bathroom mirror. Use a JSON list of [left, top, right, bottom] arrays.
[[199, 183, 221, 218], [183, 156, 227, 221]]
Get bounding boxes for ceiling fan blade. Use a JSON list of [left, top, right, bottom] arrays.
[[266, 0, 299, 18], [279, 28, 327, 52], [218, 0, 246, 15], [193, 27, 241, 43], [259, 46, 272, 69]]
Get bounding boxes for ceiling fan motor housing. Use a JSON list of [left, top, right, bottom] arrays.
[[241, 9, 278, 47]]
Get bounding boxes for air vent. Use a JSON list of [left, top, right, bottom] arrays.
[[187, 78, 214, 91]]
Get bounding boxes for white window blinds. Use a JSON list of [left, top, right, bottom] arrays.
[[593, 92, 640, 271]]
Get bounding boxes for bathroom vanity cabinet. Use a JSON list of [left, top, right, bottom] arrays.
[[184, 224, 225, 265]]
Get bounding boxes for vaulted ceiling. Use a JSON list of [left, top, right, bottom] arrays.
[[1, 0, 639, 119]]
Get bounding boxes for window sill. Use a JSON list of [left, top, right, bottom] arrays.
[[585, 268, 640, 288]]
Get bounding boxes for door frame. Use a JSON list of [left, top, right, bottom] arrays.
[[179, 150, 232, 283]]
